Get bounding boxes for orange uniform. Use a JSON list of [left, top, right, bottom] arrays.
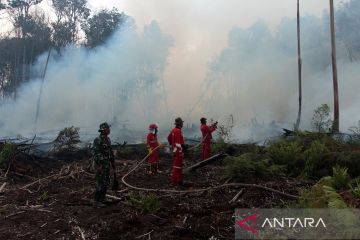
[[167, 127, 185, 185]]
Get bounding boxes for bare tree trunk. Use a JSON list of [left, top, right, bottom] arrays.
[[35, 47, 52, 130], [295, 0, 302, 131], [329, 0, 339, 132]]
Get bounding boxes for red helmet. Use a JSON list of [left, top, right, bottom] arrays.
[[149, 123, 158, 130]]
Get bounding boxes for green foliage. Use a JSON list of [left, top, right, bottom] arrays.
[[338, 152, 360, 177], [311, 104, 332, 133], [126, 192, 160, 213], [299, 176, 348, 208], [267, 139, 303, 175], [332, 165, 350, 190], [349, 177, 360, 199], [0, 143, 16, 169], [212, 137, 227, 153], [82, 8, 130, 48], [54, 126, 81, 151], [40, 191, 49, 201], [267, 139, 303, 165], [224, 153, 285, 181], [303, 140, 328, 178]]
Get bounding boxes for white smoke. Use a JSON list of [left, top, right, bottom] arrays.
[[0, 20, 173, 138]]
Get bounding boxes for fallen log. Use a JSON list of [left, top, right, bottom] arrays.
[[183, 153, 226, 173]]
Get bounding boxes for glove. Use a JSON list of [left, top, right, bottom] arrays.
[[148, 148, 153, 155]]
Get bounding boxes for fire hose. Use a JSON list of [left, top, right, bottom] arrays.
[[120, 145, 304, 198]]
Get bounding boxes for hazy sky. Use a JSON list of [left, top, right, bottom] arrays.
[[84, 0, 344, 112]]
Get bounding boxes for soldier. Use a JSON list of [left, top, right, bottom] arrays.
[[92, 122, 115, 206], [167, 117, 185, 186], [200, 117, 217, 160], [147, 123, 162, 175]]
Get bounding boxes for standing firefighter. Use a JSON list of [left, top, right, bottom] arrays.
[[92, 122, 115, 205], [168, 117, 185, 186], [200, 117, 217, 160], [147, 123, 161, 174]]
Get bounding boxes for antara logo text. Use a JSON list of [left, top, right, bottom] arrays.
[[236, 214, 326, 234], [261, 217, 326, 228]]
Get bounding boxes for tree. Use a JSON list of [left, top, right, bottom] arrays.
[[51, 0, 90, 51], [0, 10, 51, 98], [329, 0, 339, 133], [82, 8, 129, 48], [295, 0, 302, 130], [6, 0, 43, 98], [311, 104, 332, 133]]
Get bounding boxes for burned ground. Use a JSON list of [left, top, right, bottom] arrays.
[[0, 144, 313, 239]]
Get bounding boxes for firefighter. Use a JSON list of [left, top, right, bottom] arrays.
[[167, 117, 185, 186], [200, 117, 217, 160], [147, 123, 162, 174], [92, 122, 115, 206]]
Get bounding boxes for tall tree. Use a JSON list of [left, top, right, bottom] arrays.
[[295, 0, 302, 130], [7, 0, 43, 98], [329, 0, 339, 132], [51, 0, 90, 51], [82, 8, 129, 48], [0, 10, 51, 99]]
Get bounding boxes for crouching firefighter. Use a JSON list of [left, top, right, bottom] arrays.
[[168, 117, 186, 186], [147, 123, 162, 174], [92, 122, 115, 205], [200, 117, 217, 160]]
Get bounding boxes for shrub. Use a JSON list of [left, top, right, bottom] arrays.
[[299, 176, 347, 208], [126, 192, 160, 213], [212, 137, 227, 153], [303, 140, 328, 178], [267, 139, 303, 176], [338, 152, 360, 177], [224, 153, 285, 181], [0, 143, 16, 169], [349, 177, 360, 199], [332, 165, 350, 190]]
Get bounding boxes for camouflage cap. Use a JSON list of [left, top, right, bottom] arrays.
[[99, 122, 111, 132]]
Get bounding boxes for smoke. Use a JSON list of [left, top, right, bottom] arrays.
[[0, 20, 173, 137], [1, 0, 360, 144], [201, 11, 360, 141]]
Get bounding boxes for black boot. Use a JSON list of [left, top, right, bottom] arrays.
[[94, 189, 102, 202], [100, 186, 107, 203]]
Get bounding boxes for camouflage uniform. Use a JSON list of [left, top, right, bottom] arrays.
[[92, 123, 114, 202]]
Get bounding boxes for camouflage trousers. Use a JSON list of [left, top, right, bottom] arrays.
[[94, 163, 110, 202]]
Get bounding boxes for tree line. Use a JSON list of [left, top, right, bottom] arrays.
[[0, 0, 131, 99]]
